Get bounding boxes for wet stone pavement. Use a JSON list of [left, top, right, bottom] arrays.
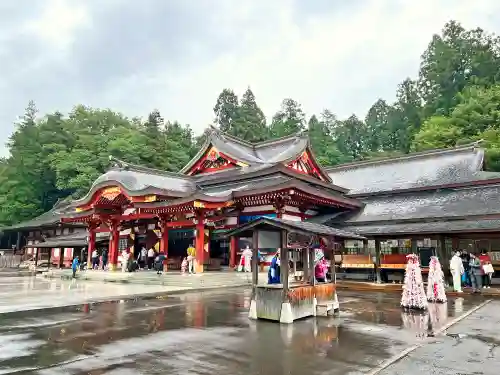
[[0, 276, 489, 375], [380, 300, 500, 375]]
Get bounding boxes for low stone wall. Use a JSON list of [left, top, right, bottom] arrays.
[[0, 254, 21, 268]]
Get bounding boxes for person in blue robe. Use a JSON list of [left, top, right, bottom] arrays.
[[268, 251, 281, 284]]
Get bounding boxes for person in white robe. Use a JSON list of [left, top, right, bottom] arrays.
[[449, 251, 464, 292], [242, 246, 253, 272]]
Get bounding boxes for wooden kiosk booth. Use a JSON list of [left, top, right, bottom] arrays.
[[224, 217, 366, 324]]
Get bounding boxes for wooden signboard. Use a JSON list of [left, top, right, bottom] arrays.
[[286, 231, 317, 249]]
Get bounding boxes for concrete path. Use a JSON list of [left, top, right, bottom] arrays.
[[377, 300, 500, 374]]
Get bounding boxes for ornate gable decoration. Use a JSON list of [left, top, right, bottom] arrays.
[[187, 146, 245, 176], [286, 151, 325, 180]]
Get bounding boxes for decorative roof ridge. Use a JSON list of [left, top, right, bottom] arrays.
[[325, 141, 484, 172], [253, 130, 308, 149], [207, 125, 255, 147], [207, 125, 308, 149], [108, 156, 192, 180]]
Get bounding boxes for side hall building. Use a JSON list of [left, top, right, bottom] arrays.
[[2, 128, 500, 277]]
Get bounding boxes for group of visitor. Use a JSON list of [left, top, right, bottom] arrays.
[[86, 245, 166, 274], [450, 249, 495, 293], [266, 249, 330, 285], [181, 243, 197, 274], [90, 248, 108, 270]]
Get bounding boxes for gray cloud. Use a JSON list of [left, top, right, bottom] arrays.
[[0, 0, 499, 158]]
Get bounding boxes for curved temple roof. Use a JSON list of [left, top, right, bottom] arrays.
[[180, 126, 327, 177], [72, 158, 198, 207]]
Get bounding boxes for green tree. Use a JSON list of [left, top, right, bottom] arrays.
[[412, 84, 500, 152], [365, 99, 391, 152], [233, 87, 268, 142], [0, 101, 46, 224], [213, 89, 240, 133], [269, 98, 306, 138], [419, 21, 500, 117], [332, 114, 368, 160], [412, 116, 462, 151], [308, 112, 350, 166]]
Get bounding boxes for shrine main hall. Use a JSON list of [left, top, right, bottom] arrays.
[[3, 127, 500, 274]]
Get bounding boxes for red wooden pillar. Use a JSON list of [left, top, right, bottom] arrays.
[[159, 217, 169, 271], [229, 236, 237, 269], [108, 221, 120, 271], [87, 228, 96, 268], [195, 210, 205, 273]]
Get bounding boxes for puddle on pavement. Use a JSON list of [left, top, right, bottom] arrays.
[[0, 290, 485, 375]]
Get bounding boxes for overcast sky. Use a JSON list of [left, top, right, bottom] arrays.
[[1, 0, 500, 156]]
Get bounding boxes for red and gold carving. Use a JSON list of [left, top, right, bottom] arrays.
[[206, 147, 219, 161], [101, 187, 121, 201], [300, 151, 309, 163]]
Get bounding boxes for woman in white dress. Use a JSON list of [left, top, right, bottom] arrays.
[[242, 246, 253, 273]]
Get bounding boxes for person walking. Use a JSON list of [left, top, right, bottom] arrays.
[[449, 251, 464, 292], [72, 256, 80, 279], [147, 247, 155, 270], [187, 243, 196, 274], [469, 253, 483, 293], [479, 250, 493, 289], [91, 249, 99, 270]]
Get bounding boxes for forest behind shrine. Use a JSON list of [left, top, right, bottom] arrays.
[[2, 20, 500, 226]]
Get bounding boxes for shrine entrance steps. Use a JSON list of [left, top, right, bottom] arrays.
[[42, 269, 254, 289]]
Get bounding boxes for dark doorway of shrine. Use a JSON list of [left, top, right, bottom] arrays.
[[210, 238, 229, 267]]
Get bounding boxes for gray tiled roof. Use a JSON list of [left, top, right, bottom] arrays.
[[27, 231, 109, 248], [341, 184, 500, 224], [223, 216, 365, 240], [326, 144, 485, 195], [341, 219, 500, 236], [91, 168, 196, 196], [0, 200, 81, 232], [72, 158, 197, 207], [270, 218, 365, 239]]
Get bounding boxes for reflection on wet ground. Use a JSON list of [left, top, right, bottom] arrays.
[[0, 276, 187, 314], [0, 289, 485, 375]]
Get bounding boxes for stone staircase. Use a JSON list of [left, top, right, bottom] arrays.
[[43, 269, 253, 289]]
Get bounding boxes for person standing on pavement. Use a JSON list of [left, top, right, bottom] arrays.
[[139, 246, 147, 269], [479, 250, 493, 288], [102, 249, 108, 270], [469, 253, 483, 293], [91, 248, 99, 270], [121, 249, 130, 272], [187, 243, 196, 274], [155, 252, 166, 275], [147, 247, 155, 270], [72, 256, 80, 279], [450, 251, 464, 292], [460, 250, 471, 287]]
